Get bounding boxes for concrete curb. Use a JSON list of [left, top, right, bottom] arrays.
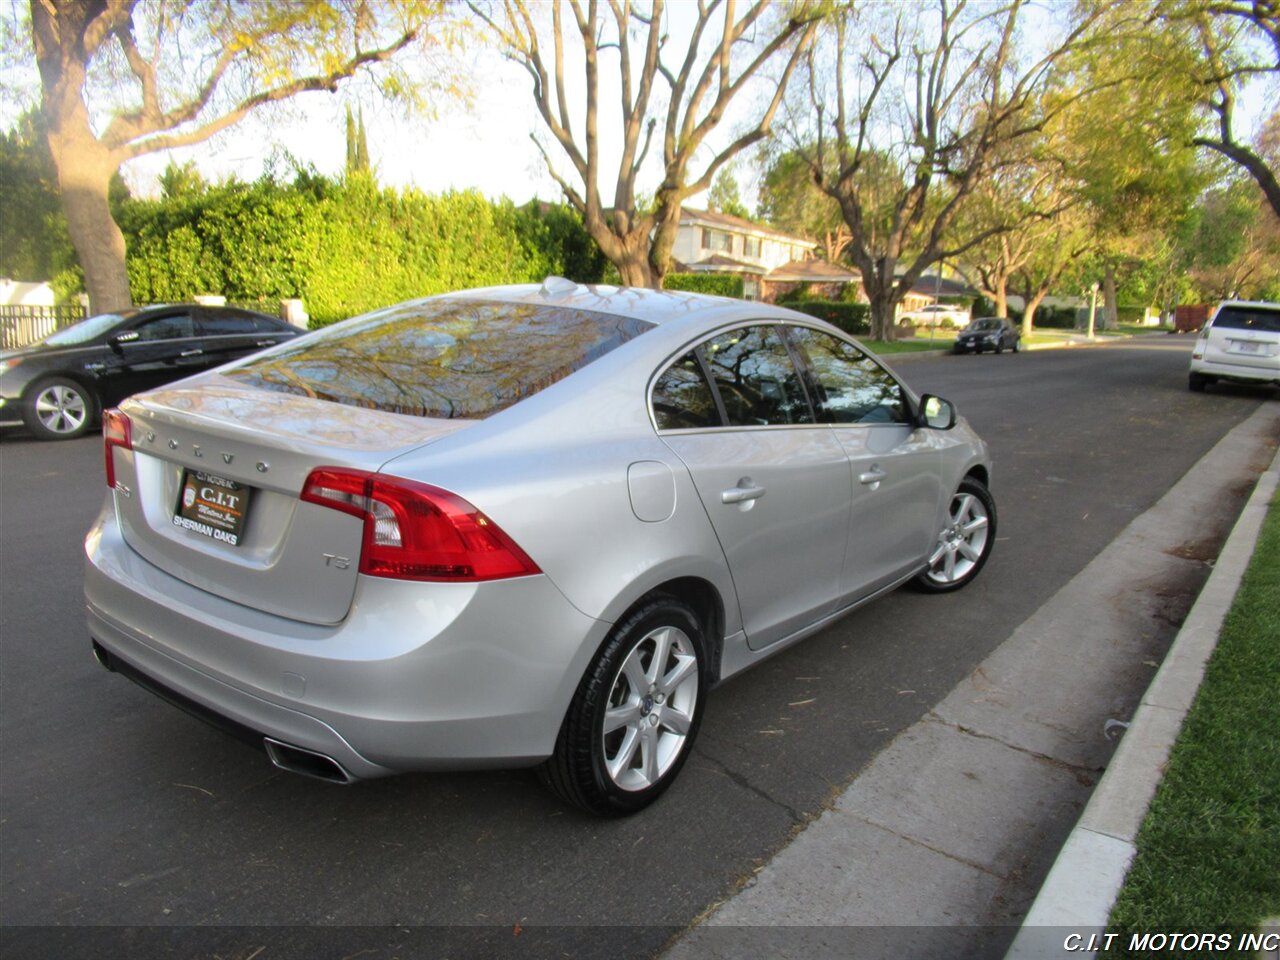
[[1004, 443, 1280, 956]]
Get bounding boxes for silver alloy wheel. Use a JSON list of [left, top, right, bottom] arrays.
[[34, 383, 88, 435], [925, 491, 991, 585], [601, 625, 699, 791]]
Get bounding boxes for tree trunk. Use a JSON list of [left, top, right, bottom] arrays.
[[648, 199, 683, 290], [994, 280, 1008, 318], [33, 0, 133, 315], [49, 137, 132, 314], [1023, 289, 1048, 334], [868, 288, 897, 341], [616, 255, 654, 288], [580, 210, 656, 288], [1103, 263, 1118, 330]]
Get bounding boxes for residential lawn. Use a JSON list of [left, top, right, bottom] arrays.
[[863, 338, 954, 354], [910, 327, 958, 342], [1024, 332, 1074, 345], [1103, 495, 1280, 955], [1096, 323, 1168, 337]]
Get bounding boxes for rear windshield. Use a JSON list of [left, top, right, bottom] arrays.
[[224, 298, 652, 419], [971, 319, 1001, 330], [1212, 306, 1280, 333]]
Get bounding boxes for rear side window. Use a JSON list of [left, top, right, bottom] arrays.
[[200, 313, 283, 335], [1211, 306, 1280, 333], [701, 325, 813, 426], [224, 299, 651, 419], [652, 352, 720, 430]]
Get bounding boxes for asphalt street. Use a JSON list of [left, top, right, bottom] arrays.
[[0, 335, 1272, 960]]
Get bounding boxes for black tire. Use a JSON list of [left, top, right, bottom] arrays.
[[22, 377, 97, 440], [1012, 339, 1020, 353], [1188, 373, 1208, 392], [539, 595, 706, 815], [995, 341, 1004, 354], [913, 477, 997, 594]]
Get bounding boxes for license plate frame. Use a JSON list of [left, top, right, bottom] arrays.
[[174, 469, 251, 547]]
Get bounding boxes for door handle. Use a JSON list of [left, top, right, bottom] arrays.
[[859, 466, 887, 486], [722, 480, 766, 505], [256, 339, 276, 347], [180, 348, 203, 357], [716, 483, 762, 506]]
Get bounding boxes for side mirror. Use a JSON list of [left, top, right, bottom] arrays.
[[108, 330, 140, 352], [919, 394, 956, 430]]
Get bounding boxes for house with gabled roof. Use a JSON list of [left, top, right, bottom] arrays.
[[671, 208, 862, 303]]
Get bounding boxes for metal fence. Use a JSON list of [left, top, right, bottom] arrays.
[[0, 304, 88, 351]]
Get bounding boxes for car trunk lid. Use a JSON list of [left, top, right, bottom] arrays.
[[110, 376, 470, 624]]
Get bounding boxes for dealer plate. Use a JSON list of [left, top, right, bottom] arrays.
[[174, 470, 251, 546]]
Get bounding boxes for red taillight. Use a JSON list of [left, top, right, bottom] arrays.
[[103, 409, 132, 488], [300, 467, 541, 582]]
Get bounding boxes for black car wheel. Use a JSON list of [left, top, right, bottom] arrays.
[[540, 595, 706, 816], [22, 377, 97, 440]]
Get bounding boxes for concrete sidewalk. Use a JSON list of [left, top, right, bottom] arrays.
[[1007, 437, 1280, 957], [660, 404, 1280, 960]]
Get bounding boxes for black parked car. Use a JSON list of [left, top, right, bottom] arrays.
[[0, 304, 300, 440], [953, 317, 1021, 354]]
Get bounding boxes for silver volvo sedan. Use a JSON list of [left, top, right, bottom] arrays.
[[85, 280, 995, 815]]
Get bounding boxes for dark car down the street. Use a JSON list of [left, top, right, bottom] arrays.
[[953, 317, 1021, 355], [0, 304, 300, 440]]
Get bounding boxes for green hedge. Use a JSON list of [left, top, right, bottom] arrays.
[[784, 300, 871, 336], [663, 272, 744, 298], [119, 175, 603, 327], [1034, 306, 1081, 329]]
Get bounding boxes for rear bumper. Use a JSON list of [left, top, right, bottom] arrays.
[[1189, 356, 1280, 384], [85, 502, 610, 778]]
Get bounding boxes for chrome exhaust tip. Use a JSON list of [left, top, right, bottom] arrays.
[[263, 738, 354, 784], [91, 640, 115, 671]]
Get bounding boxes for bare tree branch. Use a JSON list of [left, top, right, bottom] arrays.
[[477, 0, 818, 287]]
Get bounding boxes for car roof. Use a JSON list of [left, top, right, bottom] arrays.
[[103, 303, 278, 321], [442, 279, 802, 328]]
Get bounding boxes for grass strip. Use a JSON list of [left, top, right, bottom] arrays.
[[1104, 494, 1280, 955], [865, 338, 953, 354], [1024, 333, 1075, 345]]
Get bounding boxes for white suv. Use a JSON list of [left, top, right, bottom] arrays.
[[899, 303, 971, 327], [1188, 300, 1280, 392]]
